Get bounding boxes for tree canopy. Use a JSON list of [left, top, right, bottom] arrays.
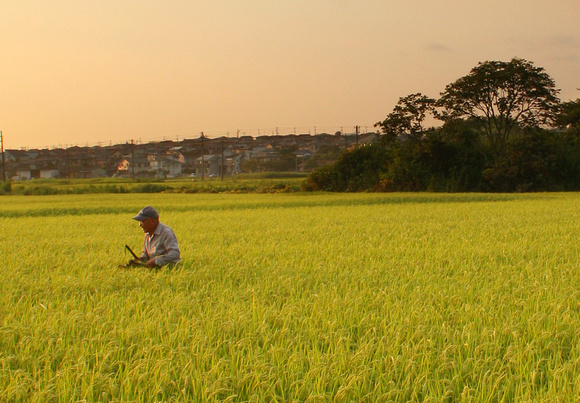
[[375, 93, 435, 142], [437, 58, 560, 157], [306, 58, 580, 193], [556, 98, 580, 129]]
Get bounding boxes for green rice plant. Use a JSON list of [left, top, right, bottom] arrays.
[[9, 176, 306, 196], [1, 192, 579, 401]]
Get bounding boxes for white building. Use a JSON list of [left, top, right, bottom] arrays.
[[40, 169, 60, 179]]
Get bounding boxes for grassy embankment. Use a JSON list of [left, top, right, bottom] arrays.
[[5, 172, 308, 195]]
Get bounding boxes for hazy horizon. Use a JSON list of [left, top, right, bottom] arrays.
[[2, 1, 579, 150]]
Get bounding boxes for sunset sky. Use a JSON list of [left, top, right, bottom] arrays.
[[1, 1, 579, 150]]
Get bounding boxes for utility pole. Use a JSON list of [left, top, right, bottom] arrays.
[[221, 137, 225, 181], [200, 132, 205, 181], [131, 140, 135, 179], [355, 125, 359, 147], [0, 131, 5, 182]]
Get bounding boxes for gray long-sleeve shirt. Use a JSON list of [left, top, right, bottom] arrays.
[[140, 222, 180, 266]]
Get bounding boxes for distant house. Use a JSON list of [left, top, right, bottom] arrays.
[[116, 156, 150, 176], [165, 147, 186, 165], [13, 169, 33, 181], [223, 154, 244, 175], [298, 142, 318, 154], [133, 157, 151, 175], [195, 155, 221, 177], [5, 130, 384, 180], [359, 133, 380, 145], [40, 169, 60, 179], [194, 153, 244, 177], [110, 151, 123, 159], [23, 150, 39, 159], [117, 158, 130, 171], [150, 156, 183, 177], [2, 151, 17, 163], [11, 161, 40, 180], [248, 150, 281, 163], [244, 146, 268, 158]]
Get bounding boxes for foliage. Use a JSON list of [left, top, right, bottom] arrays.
[[302, 164, 341, 191], [438, 58, 560, 157], [303, 142, 389, 191], [481, 129, 562, 191], [306, 125, 580, 193], [375, 93, 436, 142], [133, 183, 171, 193], [376, 139, 428, 191], [307, 58, 578, 193], [2, 192, 580, 400], [556, 125, 580, 188], [0, 181, 11, 195], [556, 98, 580, 128]]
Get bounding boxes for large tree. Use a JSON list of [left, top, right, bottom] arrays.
[[437, 58, 560, 157], [375, 93, 436, 142]]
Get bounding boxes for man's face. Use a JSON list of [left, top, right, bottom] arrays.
[[139, 217, 158, 235]]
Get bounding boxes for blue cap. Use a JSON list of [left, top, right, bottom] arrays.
[[132, 206, 159, 221]]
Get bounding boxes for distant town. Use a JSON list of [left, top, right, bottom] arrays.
[[4, 131, 379, 181]]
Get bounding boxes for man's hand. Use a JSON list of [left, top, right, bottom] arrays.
[[119, 259, 143, 268], [145, 258, 157, 268]]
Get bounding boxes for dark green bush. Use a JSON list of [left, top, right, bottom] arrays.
[[134, 183, 170, 193], [0, 181, 11, 195], [305, 127, 580, 193]]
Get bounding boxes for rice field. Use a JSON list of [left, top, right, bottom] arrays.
[[1, 192, 580, 401]]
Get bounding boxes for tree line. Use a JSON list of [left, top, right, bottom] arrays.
[[304, 58, 580, 192]]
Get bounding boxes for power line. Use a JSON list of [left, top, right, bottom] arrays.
[[11, 125, 378, 150]]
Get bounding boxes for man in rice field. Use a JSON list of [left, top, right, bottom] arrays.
[[128, 206, 180, 268]]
